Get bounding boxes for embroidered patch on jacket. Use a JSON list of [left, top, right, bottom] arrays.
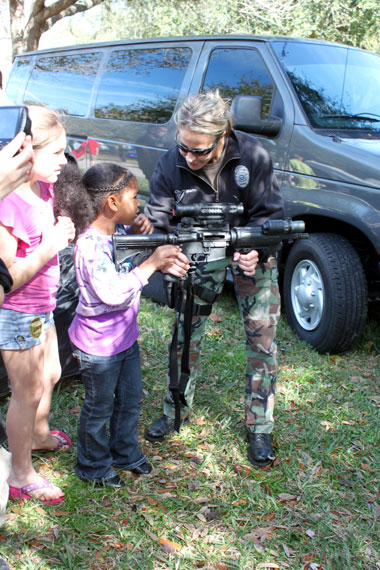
[[234, 165, 250, 188]]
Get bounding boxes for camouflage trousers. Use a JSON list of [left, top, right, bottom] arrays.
[[162, 256, 281, 434]]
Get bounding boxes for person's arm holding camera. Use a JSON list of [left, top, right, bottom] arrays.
[[0, 132, 34, 200]]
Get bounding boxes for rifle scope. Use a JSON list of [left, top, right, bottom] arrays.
[[174, 203, 244, 217]]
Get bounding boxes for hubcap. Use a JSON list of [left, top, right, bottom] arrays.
[[290, 259, 324, 330]]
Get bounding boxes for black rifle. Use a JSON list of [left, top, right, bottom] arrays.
[[112, 202, 306, 271], [112, 203, 307, 432]]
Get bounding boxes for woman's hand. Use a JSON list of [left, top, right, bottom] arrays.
[[131, 214, 153, 235], [233, 249, 259, 276]]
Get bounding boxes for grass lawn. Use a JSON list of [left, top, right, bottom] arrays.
[[1, 287, 379, 570]]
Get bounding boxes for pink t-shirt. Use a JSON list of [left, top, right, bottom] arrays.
[[0, 182, 59, 313]]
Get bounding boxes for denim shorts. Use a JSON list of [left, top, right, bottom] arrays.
[[0, 308, 54, 350]]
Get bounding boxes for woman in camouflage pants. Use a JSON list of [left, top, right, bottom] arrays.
[[144, 91, 284, 467]]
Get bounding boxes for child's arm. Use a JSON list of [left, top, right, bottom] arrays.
[[0, 216, 75, 292], [75, 238, 188, 312]]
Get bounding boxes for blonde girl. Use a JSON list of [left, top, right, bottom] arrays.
[[0, 106, 75, 504]]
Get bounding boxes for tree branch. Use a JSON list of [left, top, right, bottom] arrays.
[[46, 0, 106, 29], [29, 0, 77, 24]]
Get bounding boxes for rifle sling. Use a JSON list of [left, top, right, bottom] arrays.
[[168, 277, 214, 432], [168, 280, 185, 432], [193, 284, 218, 304]]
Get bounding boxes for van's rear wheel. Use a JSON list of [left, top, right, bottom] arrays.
[[283, 233, 367, 353]]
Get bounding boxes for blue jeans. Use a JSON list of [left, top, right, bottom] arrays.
[[72, 341, 146, 482]]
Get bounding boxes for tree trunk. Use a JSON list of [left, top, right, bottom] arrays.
[[8, 0, 106, 60], [9, 0, 27, 57]]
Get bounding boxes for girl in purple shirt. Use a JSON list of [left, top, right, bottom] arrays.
[[63, 162, 188, 486]]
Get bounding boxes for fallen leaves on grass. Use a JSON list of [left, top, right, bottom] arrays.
[[243, 526, 276, 544], [159, 536, 182, 554], [233, 464, 252, 476], [190, 454, 205, 465], [277, 493, 298, 503]]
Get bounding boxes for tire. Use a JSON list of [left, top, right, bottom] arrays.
[[283, 233, 367, 353]]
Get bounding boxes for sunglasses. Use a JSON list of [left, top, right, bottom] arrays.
[[176, 134, 221, 156]]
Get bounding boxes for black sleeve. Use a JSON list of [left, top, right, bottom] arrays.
[[144, 149, 179, 233], [0, 419, 6, 445], [0, 259, 12, 294]]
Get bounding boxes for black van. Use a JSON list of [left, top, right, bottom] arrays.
[[6, 34, 380, 355]]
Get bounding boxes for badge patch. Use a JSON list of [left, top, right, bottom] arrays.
[[30, 317, 43, 339], [234, 165, 249, 188]]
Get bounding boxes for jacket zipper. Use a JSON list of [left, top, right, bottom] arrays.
[[178, 155, 239, 203]]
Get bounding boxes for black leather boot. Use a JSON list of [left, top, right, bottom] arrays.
[[145, 414, 190, 442], [144, 414, 176, 442], [248, 432, 275, 467]]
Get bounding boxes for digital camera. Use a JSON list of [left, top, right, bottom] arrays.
[[0, 106, 32, 151]]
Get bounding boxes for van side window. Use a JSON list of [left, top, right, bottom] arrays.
[[23, 52, 102, 116], [6, 58, 33, 103], [95, 47, 191, 123], [202, 48, 274, 116]]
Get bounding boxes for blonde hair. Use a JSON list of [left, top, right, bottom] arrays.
[[27, 105, 65, 150], [175, 91, 232, 136]]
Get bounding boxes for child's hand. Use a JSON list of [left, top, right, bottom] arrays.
[[139, 246, 189, 280], [130, 214, 153, 235], [42, 216, 76, 254], [160, 249, 190, 278], [56, 216, 76, 247]]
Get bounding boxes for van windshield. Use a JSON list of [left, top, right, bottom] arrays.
[[272, 40, 380, 136]]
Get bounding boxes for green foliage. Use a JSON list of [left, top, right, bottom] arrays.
[[291, 0, 380, 51], [67, 0, 380, 53]]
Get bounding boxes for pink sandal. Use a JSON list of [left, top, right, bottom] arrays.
[[9, 479, 65, 505], [32, 430, 72, 453]]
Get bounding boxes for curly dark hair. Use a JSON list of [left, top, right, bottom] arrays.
[[54, 161, 136, 237]]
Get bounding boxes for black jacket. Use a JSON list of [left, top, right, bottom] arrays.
[[0, 421, 6, 445], [145, 129, 285, 233]]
